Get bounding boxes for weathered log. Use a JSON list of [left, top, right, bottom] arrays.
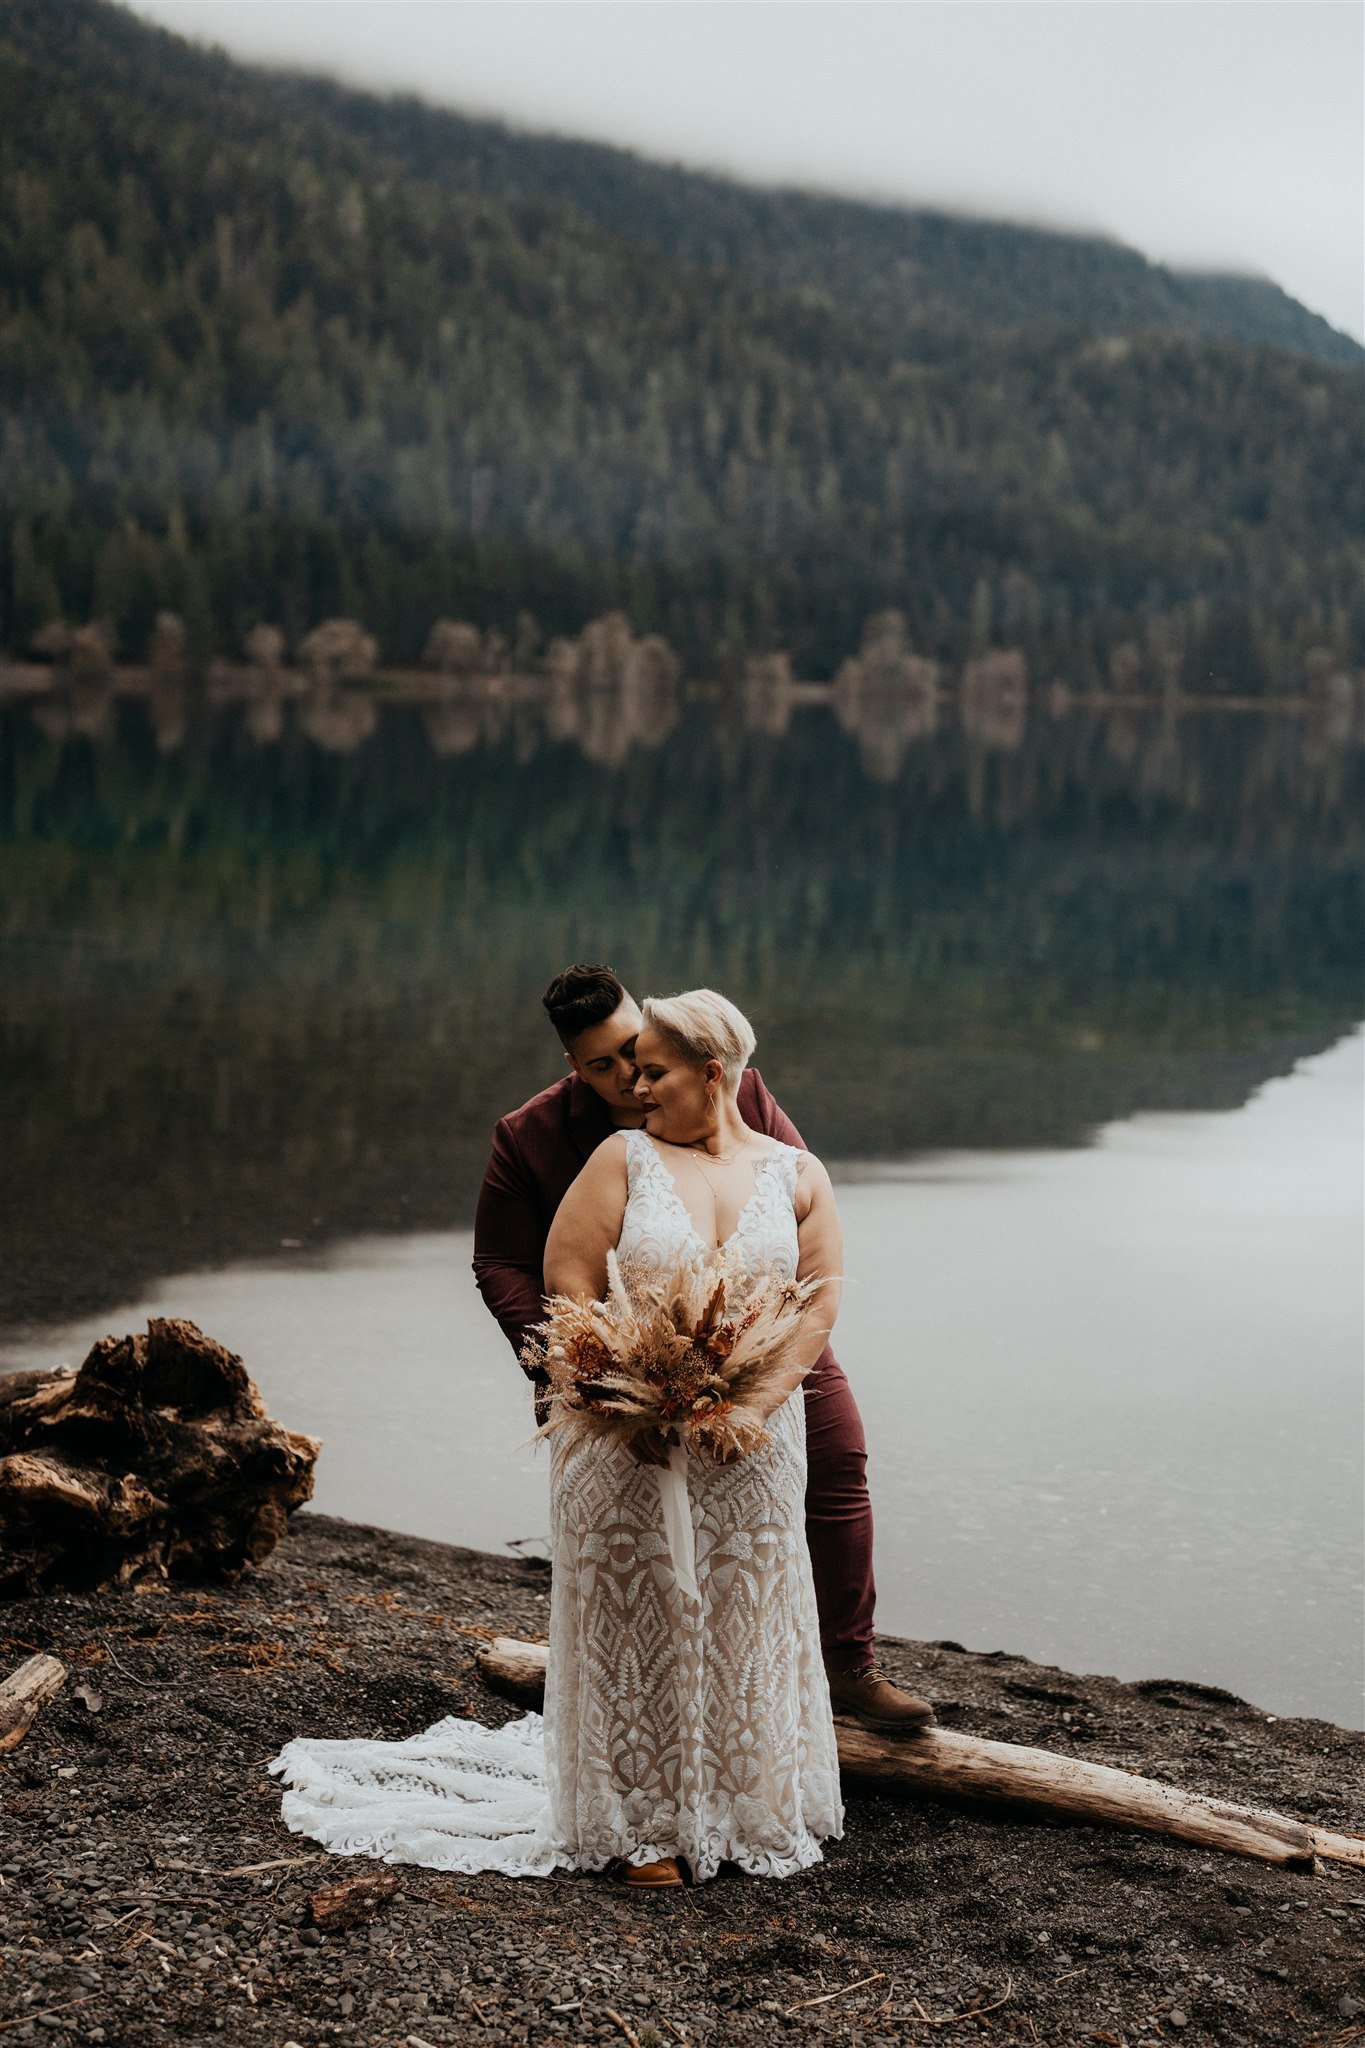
[[307, 1869, 402, 1930], [475, 1635, 549, 1703], [0, 1318, 320, 1597], [0, 1653, 69, 1751], [831, 1722, 1364, 1872], [475, 1636, 1365, 1873]]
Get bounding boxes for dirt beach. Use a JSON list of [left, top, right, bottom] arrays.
[[2, 1510, 1361, 2048]]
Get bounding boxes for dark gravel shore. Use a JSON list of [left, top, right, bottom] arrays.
[[2, 1509, 1361, 2048]]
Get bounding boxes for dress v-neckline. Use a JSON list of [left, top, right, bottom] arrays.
[[636, 1132, 778, 1256]]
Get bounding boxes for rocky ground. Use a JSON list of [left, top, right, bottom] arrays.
[[2, 1510, 1361, 2048]]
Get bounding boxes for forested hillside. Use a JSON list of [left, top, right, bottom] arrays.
[[281, 70, 1364, 371], [1, 0, 1361, 680]]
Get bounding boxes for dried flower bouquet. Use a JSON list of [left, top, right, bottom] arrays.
[[523, 1247, 826, 1463]]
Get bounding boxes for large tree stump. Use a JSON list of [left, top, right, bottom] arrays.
[[476, 1636, 1365, 1874], [0, 1318, 320, 1596]]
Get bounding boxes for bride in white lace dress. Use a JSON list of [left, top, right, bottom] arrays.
[[268, 988, 845, 1883]]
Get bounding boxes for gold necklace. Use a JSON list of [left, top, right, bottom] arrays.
[[662, 1132, 746, 1165], [677, 1141, 751, 1206]]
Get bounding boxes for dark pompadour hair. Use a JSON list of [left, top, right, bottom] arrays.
[[541, 963, 629, 1046]]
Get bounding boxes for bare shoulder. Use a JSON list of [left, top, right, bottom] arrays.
[[577, 1129, 631, 1187], [550, 1132, 630, 1248], [788, 1145, 833, 1222]]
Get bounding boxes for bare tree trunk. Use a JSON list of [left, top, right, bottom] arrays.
[[475, 1636, 1364, 1873]]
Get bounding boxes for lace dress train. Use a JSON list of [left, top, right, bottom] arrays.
[[267, 1131, 843, 1879]]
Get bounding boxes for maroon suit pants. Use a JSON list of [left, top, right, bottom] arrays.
[[803, 1358, 876, 1671]]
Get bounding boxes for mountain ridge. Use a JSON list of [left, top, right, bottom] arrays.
[[269, 63, 1362, 370], [36, 0, 1365, 366], [1, 0, 1361, 678]]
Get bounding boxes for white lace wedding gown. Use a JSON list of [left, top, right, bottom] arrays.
[[267, 1130, 844, 1881]]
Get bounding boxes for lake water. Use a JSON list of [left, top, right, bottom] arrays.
[[6, 1032, 1361, 1727], [2, 681, 1361, 1724]]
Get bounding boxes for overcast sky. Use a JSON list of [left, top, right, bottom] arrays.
[[127, 1, 1364, 343]]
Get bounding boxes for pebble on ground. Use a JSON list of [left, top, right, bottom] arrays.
[[2, 1511, 1362, 2047]]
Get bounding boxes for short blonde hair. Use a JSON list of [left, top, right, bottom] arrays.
[[641, 989, 756, 1093]]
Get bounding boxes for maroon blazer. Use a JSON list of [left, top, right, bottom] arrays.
[[472, 1067, 839, 1385]]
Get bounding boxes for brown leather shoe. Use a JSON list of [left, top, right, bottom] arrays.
[[620, 1855, 685, 1888], [826, 1661, 936, 1734]]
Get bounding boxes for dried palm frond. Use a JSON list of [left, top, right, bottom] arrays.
[[522, 1247, 826, 1463]]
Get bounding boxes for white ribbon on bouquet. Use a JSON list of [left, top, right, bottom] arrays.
[[655, 1439, 699, 1603]]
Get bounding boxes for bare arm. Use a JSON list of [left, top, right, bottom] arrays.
[[542, 1133, 630, 1304], [543, 1136, 670, 1463], [748, 1153, 844, 1422]]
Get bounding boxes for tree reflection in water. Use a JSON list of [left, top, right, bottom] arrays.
[[1, 676, 1360, 1328]]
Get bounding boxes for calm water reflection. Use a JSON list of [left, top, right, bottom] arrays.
[[7, 1036, 1359, 1724], [3, 680, 1360, 1717], [2, 683, 1360, 1327]]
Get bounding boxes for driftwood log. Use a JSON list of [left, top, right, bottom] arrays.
[[307, 1870, 403, 1931], [476, 1636, 1365, 1874], [0, 1653, 68, 1750], [0, 1318, 320, 1597]]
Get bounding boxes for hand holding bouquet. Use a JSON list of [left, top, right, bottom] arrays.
[[522, 1247, 826, 1464]]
